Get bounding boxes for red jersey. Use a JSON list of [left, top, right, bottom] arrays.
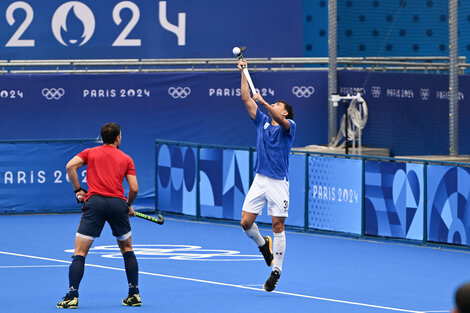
[[77, 145, 136, 201]]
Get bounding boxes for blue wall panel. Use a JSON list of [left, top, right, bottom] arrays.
[[365, 161, 424, 241], [156, 143, 197, 215], [0, 140, 100, 213], [199, 148, 250, 220], [427, 165, 470, 246], [308, 156, 363, 235], [255, 153, 306, 228]]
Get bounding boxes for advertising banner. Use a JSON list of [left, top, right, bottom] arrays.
[[338, 71, 470, 156], [0, 71, 327, 207], [427, 165, 470, 246], [0, 0, 303, 59], [308, 156, 363, 234], [365, 161, 424, 241], [0, 140, 100, 213]]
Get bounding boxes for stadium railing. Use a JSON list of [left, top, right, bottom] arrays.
[[0, 56, 467, 74]]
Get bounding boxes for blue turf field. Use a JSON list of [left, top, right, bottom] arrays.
[[0, 214, 466, 313]]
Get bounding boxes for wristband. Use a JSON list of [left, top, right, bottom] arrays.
[[127, 201, 131, 207], [75, 187, 85, 193]]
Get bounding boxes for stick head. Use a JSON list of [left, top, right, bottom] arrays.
[[232, 46, 247, 60], [156, 214, 164, 225]]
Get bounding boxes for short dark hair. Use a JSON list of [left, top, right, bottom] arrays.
[[456, 283, 470, 313], [101, 123, 121, 144], [277, 100, 294, 120]]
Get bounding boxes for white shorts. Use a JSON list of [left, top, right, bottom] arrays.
[[242, 174, 289, 217]]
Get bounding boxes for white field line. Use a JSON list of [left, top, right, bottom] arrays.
[[0, 264, 68, 268], [0, 250, 432, 313]]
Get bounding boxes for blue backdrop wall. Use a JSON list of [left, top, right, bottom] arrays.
[[2, 0, 470, 60], [336, 0, 470, 58], [3, 70, 470, 206], [338, 70, 470, 156], [0, 0, 306, 59], [0, 71, 327, 207]]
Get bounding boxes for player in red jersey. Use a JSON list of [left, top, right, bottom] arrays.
[[57, 123, 141, 308]]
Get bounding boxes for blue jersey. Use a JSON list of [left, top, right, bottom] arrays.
[[253, 108, 296, 180]]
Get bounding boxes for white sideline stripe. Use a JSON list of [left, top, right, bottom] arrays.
[[0, 265, 69, 268], [243, 284, 263, 287], [0, 250, 427, 313]]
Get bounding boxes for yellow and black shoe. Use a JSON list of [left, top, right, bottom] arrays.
[[122, 294, 142, 306], [57, 293, 78, 309], [258, 236, 273, 266]]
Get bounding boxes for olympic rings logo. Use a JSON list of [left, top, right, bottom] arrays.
[[65, 244, 264, 261], [371, 86, 381, 98], [168, 87, 191, 99], [292, 86, 315, 98], [42, 88, 65, 100], [420, 88, 430, 101]]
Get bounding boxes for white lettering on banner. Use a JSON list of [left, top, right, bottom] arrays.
[[312, 185, 358, 204], [112, 1, 141, 46], [0, 90, 23, 99], [83, 89, 150, 98], [38, 171, 46, 184], [4, 1, 186, 48], [5, 2, 35, 47], [2, 170, 85, 184], [17, 171, 26, 184], [339, 87, 365, 96], [386, 88, 414, 98], [4, 172, 13, 184], [209, 88, 274, 97], [158, 1, 186, 46], [436, 90, 465, 100]]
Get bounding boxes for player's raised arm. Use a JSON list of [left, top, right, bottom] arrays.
[[253, 94, 291, 131], [238, 60, 257, 120]]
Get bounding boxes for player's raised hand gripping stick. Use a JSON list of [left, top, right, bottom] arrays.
[[233, 46, 258, 95]]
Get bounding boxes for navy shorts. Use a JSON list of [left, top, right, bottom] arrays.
[[77, 195, 131, 240]]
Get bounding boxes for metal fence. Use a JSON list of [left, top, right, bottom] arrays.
[[0, 56, 467, 74]]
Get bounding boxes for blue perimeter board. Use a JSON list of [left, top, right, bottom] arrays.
[[0, 214, 466, 313]]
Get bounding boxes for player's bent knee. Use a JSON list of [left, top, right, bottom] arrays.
[[273, 225, 285, 233], [272, 219, 285, 233], [117, 234, 133, 254], [240, 220, 253, 230]]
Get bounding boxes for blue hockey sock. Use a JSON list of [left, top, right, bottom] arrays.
[[68, 255, 85, 298], [123, 251, 139, 295]]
